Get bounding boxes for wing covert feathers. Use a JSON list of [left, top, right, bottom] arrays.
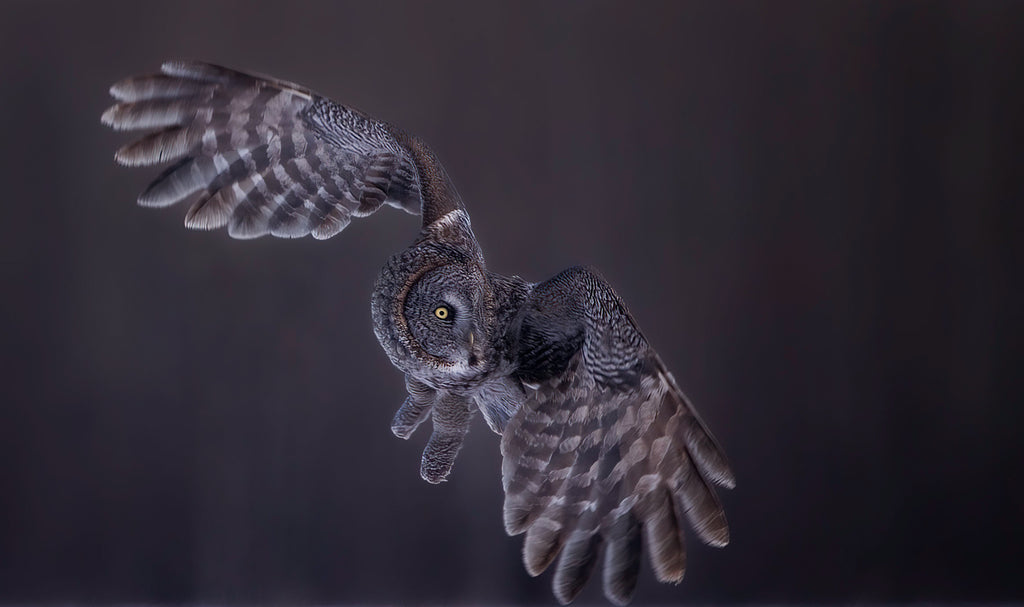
[[103, 61, 466, 239]]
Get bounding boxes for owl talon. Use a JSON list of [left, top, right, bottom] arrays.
[[391, 421, 419, 440], [418, 392, 474, 482], [420, 431, 465, 483], [391, 395, 433, 439]]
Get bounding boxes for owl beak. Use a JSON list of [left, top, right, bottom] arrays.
[[467, 330, 485, 367]]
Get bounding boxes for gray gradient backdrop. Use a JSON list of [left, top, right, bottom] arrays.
[[1, 1, 1020, 604]]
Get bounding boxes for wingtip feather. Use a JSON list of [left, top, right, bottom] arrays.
[[113, 127, 198, 167], [552, 530, 601, 605], [160, 60, 231, 82], [602, 514, 641, 606], [100, 104, 117, 127], [523, 517, 564, 577], [108, 78, 137, 102], [639, 488, 687, 584]]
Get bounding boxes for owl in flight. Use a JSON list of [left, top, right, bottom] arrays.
[[102, 61, 735, 605]]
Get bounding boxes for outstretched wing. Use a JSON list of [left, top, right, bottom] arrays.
[[102, 61, 462, 239], [501, 267, 735, 606]]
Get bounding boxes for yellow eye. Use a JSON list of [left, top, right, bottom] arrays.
[[433, 306, 450, 320]]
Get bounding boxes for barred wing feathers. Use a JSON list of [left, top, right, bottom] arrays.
[[501, 267, 735, 605], [102, 61, 459, 239]]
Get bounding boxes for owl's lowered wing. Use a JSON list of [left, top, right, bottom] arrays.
[[501, 267, 734, 605], [102, 61, 462, 239]]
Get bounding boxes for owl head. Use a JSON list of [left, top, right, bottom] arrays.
[[371, 214, 492, 384], [402, 262, 487, 366]]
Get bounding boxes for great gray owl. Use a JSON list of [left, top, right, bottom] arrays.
[[102, 61, 735, 605]]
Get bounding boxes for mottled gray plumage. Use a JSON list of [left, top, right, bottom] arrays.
[[103, 61, 735, 605]]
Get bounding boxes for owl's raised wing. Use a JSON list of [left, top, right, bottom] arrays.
[[102, 61, 462, 239], [501, 267, 735, 605]]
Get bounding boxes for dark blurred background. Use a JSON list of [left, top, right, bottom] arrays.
[[1, 0, 1021, 604]]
